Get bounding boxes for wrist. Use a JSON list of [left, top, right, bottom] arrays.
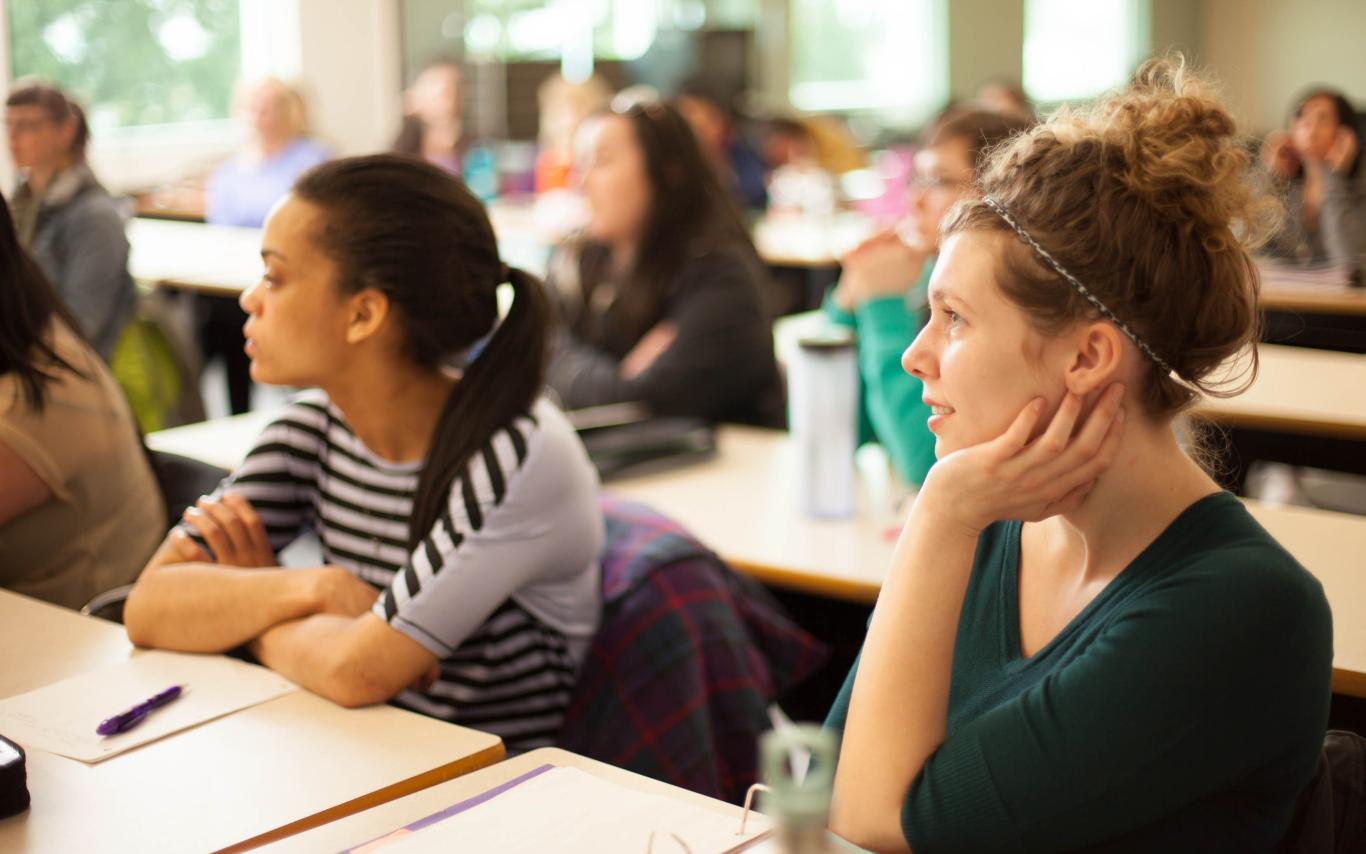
[[912, 471, 990, 542]]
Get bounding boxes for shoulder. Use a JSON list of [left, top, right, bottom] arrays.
[[287, 138, 330, 168], [253, 390, 336, 450]]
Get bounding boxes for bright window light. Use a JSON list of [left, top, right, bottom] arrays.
[[1023, 0, 1150, 103]]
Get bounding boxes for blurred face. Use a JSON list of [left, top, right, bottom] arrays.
[[409, 65, 461, 128], [240, 194, 360, 387], [580, 114, 652, 248], [903, 230, 1067, 457], [245, 84, 291, 143], [1291, 95, 1342, 161], [5, 104, 72, 171], [906, 136, 974, 250]]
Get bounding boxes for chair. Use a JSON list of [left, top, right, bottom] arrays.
[[80, 449, 230, 623], [557, 495, 827, 804], [1277, 730, 1366, 853]]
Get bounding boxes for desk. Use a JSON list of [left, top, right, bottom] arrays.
[[127, 217, 264, 297], [0, 590, 504, 853], [259, 747, 770, 853], [1192, 344, 1366, 441]]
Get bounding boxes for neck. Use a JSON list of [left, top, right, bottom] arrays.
[[1036, 415, 1220, 584], [24, 159, 68, 194], [255, 134, 293, 159], [323, 357, 456, 463]]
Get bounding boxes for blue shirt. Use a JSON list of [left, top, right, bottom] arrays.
[[206, 137, 330, 227]]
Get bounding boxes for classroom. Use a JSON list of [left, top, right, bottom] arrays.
[[2, 0, 1365, 851]]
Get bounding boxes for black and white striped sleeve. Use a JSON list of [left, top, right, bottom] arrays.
[[372, 403, 604, 657], [176, 396, 325, 557]]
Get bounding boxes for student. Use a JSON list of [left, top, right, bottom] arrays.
[[391, 60, 465, 176], [125, 156, 603, 752], [0, 197, 164, 610], [203, 77, 329, 415], [826, 109, 1031, 485], [1263, 87, 1366, 268], [826, 59, 1332, 851], [545, 101, 784, 427], [5, 81, 136, 362], [674, 81, 769, 211]]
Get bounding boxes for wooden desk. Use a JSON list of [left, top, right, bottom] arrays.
[[1192, 344, 1366, 441], [0, 590, 504, 853], [259, 747, 772, 853]]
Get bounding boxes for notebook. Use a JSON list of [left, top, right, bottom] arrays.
[[344, 764, 772, 853]]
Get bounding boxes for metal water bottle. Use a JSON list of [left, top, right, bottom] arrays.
[[788, 334, 857, 518]]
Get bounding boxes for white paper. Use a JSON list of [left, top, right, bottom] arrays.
[[0, 649, 297, 762], [361, 766, 772, 854]]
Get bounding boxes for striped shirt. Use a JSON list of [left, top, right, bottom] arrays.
[[183, 391, 603, 751]]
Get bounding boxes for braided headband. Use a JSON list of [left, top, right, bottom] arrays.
[[981, 195, 1182, 383]]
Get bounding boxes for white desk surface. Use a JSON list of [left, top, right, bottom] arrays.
[[0, 590, 504, 853], [127, 217, 264, 297], [259, 747, 760, 853]]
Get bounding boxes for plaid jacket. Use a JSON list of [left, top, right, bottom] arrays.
[[557, 496, 828, 803]]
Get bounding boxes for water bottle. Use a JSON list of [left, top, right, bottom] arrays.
[[760, 725, 839, 854], [788, 334, 857, 518]]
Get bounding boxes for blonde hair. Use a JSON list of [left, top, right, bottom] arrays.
[[234, 76, 311, 141], [945, 55, 1280, 416]]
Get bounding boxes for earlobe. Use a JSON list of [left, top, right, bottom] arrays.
[[345, 289, 389, 345]]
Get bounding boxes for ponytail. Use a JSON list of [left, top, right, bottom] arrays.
[[407, 266, 550, 549]]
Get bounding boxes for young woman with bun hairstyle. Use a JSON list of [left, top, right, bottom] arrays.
[[825, 58, 1331, 851], [125, 155, 603, 751]]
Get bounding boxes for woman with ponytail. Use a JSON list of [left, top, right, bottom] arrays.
[[125, 155, 603, 751]]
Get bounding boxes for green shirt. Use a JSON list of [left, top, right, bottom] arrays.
[[826, 492, 1332, 852], [823, 262, 937, 486]]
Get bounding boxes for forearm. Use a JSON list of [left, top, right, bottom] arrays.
[[829, 499, 980, 851], [124, 562, 322, 652], [250, 613, 428, 707]]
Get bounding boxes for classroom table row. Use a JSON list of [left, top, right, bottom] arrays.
[[147, 413, 1366, 700], [0, 590, 790, 853], [128, 211, 1366, 320]]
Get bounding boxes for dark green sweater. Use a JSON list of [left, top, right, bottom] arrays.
[[826, 492, 1333, 852]]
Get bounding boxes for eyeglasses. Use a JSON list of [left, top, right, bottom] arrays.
[[907, 174, 972, 192]]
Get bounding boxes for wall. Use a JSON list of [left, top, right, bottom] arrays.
[[947, 0, 1025, 102], [1199, 0, 1366, 134], [297, 0, 403, 156]]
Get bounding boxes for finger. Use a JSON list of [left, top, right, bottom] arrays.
[[1017, 392, 1083, 467], [222, 492, 272, 563], [197, 497, 254, 561], [182, 506, 231, 561], [1033, 384, 1126, 480], [991, 398, 1047, 458], [1041, 403, 1126, 502], [170, 528, 211, 563]]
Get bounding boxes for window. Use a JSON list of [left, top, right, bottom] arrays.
[[788, 0, 946, 125], [1023, 0, 1150, 104], [7, 0, 242, 137]]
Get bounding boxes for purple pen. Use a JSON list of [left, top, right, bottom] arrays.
[[95, 685, 184, 736]]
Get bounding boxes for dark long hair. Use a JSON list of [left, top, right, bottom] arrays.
[[292, 155, 550, 549], [0, 197, 87, 409], [1290, 86, 1362, 179], [574, 101, 755, 346]]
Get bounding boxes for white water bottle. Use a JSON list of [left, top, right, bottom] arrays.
[[788, 334, 857, 518]]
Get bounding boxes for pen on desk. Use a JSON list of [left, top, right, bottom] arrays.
[[95, 684, 184, 736]]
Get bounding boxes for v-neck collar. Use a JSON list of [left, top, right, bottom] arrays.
[[998, 491, 1234, 665]]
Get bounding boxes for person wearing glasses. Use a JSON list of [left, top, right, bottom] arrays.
[[825, 109, 1032, 485], [545, 101, 783, 427], [5, 81, 136, 362]]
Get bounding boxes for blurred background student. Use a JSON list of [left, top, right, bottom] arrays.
[[825, 109, 1031, 485], [534, 71, 612, 194], [1263, 87, 1366, 269], [203, 77, 329, 415], [6, 81, 136, 363], [546, 101, 783, 426], [674, 79, 769, 212], [0, 197, 163, 611], [391, 59, 465, 176]]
